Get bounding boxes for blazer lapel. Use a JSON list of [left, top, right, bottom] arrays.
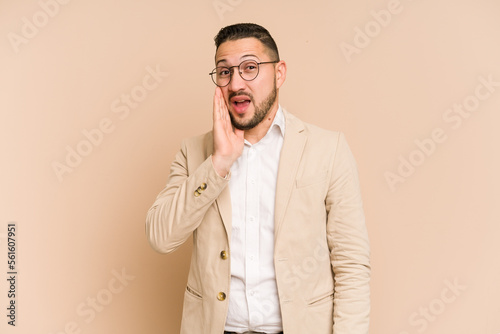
[[274, 110, 307, 240]]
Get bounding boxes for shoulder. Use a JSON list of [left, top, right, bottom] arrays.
[[283, 109, 344, 146], [181, 131, 213, 153], [175, 131, 214, 172]]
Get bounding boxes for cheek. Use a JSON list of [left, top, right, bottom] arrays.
[[250, 79, 273, 100], [260, 74, 276, 92]]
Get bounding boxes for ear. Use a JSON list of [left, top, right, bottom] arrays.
[[275, 60, 287, 89]]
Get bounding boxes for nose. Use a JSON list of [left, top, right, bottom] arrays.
[[227, 68, 246, 92]]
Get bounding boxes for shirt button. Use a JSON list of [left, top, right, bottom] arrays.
[[249, 290, 255, 296], [249, 255, 254, 261], [220, 250, 228, 260], [217, 292, 226, 301], [249, 216, 255, 222]]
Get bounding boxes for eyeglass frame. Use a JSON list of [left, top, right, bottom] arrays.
[[209, 60, 280, 87]]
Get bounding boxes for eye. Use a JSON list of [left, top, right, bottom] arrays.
[[218, 68, 230, 76], [243, 62, 258, 72]]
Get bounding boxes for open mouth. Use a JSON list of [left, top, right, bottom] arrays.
[[230, 95, 252, 114]]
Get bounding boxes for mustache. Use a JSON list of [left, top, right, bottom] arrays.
[[228, 91, 254, 102]]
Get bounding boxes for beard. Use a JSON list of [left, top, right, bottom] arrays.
[[228, 82, 277, 131]]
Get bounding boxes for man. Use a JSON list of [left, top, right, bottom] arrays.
[[146, 23, 370, 334]]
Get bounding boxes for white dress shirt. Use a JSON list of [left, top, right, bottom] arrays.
[[224, 105, 285, 333]]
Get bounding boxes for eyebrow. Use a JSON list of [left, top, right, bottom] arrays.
[[216, 54, 260, 66]]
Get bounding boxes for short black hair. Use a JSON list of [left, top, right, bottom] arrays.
[[214, 23, 280, 61]]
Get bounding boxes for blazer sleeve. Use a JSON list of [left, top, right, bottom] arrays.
[[145, 139, 229, 254], [325, 132, 371, 333]]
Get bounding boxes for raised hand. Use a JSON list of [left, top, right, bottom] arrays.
[[211, 87, 244, 177]]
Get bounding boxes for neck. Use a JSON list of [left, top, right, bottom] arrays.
[[244, 102, 279, 144]]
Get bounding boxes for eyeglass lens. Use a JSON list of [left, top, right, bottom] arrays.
[[212, 60, 259, 87]]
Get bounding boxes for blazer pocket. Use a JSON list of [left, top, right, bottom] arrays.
[[186, 285, 202, 300], [307, 290, 334, 306], [296, 170, 328, 189]]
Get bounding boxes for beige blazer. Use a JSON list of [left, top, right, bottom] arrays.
[[146, 110, 370, 334]]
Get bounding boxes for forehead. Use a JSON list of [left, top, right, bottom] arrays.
[[215, 37, 268, 65]]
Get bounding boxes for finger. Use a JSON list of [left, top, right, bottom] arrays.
[[222, 92, 229, 120], [215, 88, 223, 121], [220, 94, 232, 128], [223, 95, 231, 127], [219, 92, 225, 121], [213, 87, 220, 122]]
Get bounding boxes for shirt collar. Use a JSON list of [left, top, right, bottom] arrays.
[[272, 104, 285, 137], [262, 104, 285, 139]]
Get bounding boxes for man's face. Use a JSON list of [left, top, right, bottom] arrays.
[[215, 38, 278, 130]]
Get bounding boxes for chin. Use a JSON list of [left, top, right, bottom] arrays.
[[230, 114, 255, 131]]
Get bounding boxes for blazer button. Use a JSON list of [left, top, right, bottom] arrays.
[[217, 292, 226, 301], [194, 189, 201, 197], [220, 250, 228, 260], [200, 183, 207, 190]]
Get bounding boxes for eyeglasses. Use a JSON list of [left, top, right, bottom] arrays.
[[209, 60, 279, 87]]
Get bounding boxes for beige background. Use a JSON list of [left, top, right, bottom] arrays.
[[1, 0, 499, 333]]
